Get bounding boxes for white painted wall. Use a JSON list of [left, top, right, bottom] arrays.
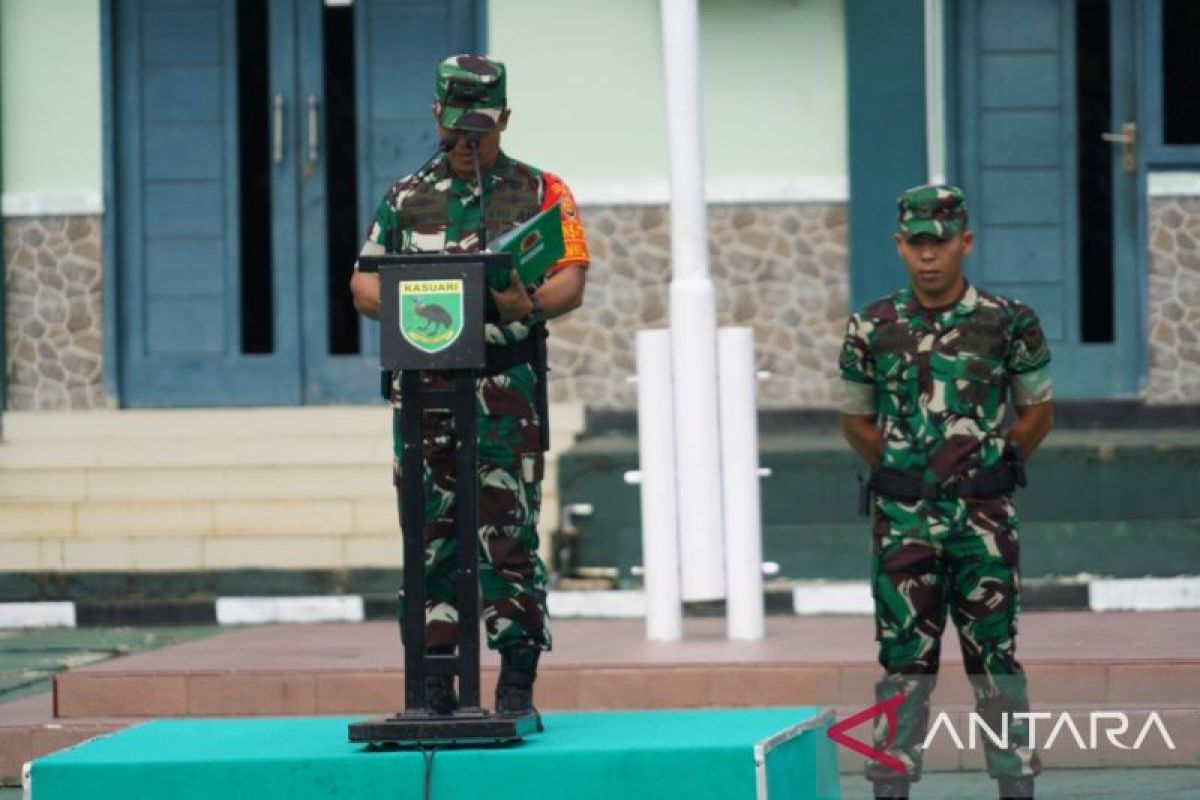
[[0, 0, 103, 214]]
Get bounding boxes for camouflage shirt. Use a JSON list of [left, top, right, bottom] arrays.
[[357, 149, 588, 409], [361, 149, 588, 278], [839, 283, 1052, 481]]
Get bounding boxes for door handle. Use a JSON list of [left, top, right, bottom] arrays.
[[1101, 121, 1136, 174], [307, 94, 319, 163], [272, 94, 284, 164]]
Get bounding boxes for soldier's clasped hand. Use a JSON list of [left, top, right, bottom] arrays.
[[490, 269, 535, 322]]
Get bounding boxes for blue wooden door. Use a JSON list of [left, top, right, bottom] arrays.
[[296, 0, 479, 403], [114, 0, 480, 406], [115, 0, 302, 406], [953, 0, 1140, 397]]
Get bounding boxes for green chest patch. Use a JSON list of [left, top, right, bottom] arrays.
[[873, 321, 919, 356], [400, 187, 449, 230]]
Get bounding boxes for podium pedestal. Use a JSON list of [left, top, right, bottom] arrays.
[[352, 253, 539, 746], [349, 710, 540, 748]]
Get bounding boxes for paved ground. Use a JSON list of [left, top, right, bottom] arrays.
[[38, 612, 1200, 673], [6, 612, 1200, 696], [3, 615, 1199, 795], [839, 768, 1199, 797], [4, 769, 1197, 797], [0, 626, 224, 704], [35, 612, 1200, 725]]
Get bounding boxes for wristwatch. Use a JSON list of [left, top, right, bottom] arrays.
[[520, 296, 545, 327]]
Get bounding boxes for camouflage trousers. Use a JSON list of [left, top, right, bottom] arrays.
[[867, 495, 1041, 783], [392, 402, 551, 654]]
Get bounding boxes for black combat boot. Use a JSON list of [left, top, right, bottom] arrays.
[[495, 642, 542, 730], [423, 645, 458, 715], [998, 775, 1035, 799], [872, 778, 910, 799]]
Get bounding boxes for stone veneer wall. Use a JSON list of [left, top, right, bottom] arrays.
[[547, 203, 849, 410], [4, 206, 846, 413], [7, 201, 1199, 410], [3, 216, 107, 410], [1147, 196, 1200, 403]]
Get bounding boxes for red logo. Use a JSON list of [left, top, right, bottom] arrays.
[[520, 230, 542, 252], [826, 692, 907, 775]]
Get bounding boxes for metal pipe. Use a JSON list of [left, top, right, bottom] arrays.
[[660, 0, 725, 601], [0, 6, 7, 433], [718, 327, 764, 641], [636, 329, 682, 641], [924, 0, 946, 184], [272, 94, 284, 164], [306, 94, 319, 163]]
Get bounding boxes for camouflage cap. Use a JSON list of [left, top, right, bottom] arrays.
[[434, 54, 506, 132], [897, 184, 968, 240]]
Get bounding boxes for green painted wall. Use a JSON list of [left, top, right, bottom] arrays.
[[1, 1, 847, 202], [489, 0, 849, 198], [489, 0, 668, 191], [697, 0, 846, 187], [0, 0, 102, 200]]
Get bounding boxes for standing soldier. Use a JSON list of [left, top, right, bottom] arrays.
[[349, 55, 589, 720], [838, 185, 1052, 800]]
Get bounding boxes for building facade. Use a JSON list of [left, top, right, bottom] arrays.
[[3, 0, 1199, 412]]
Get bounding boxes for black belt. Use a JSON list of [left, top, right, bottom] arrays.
[[483, 334, 538, 376], [380, 327, 551, 451], [485, 326, 550, 451], [380, 329, 540, 390], [863, 445, 1026, 512], [870, 465, 1015, 502]]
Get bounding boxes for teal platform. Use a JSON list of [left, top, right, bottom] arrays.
[[27, 708, 839, 800]]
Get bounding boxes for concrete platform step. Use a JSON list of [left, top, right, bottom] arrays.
[[6, 612, 1200, 781], [1, 405, 585, 443], [0, 694, 121, 784], [0, 495, 409, 573], [0, 406, 580, 573], [0, 458, 564, 507], [3, 532, 405, 573], [0, 464, 391, 501], [49, 658, 1200, 719], [1, 407, 392, 440], [0, 502, 563, 573], [48, 613, 1200, 717], [0, 497, 399, 537], [0, 431, 582, 472], [0, 435, 390, 470], [0, 404, 583, 469]]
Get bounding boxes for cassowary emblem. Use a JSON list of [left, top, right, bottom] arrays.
[[409, 299, 453, 333]]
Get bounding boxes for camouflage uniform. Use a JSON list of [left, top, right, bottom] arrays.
[[839, 185, 1052, 786], [357, 55, 589, 654]]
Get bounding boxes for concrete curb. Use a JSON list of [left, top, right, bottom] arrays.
[[2, 577, 1198, 628]]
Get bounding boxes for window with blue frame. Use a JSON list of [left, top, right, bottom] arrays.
[[1142, 1, 1200, 166], [1161, 0, 1200, 146]]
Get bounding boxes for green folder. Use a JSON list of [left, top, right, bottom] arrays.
[[486, 202, 566, 291]]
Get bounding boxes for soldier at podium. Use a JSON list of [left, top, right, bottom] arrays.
[[349, 54, 590, 720]]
